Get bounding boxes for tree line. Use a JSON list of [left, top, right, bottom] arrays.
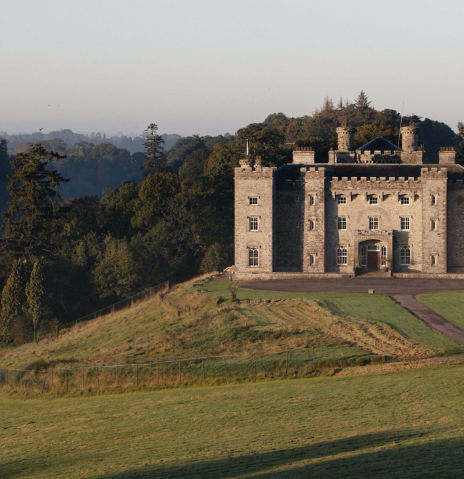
[[1, 92, 463, 345]]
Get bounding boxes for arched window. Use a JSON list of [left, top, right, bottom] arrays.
[[381, 245, 387, 266], [337, 246, 348, 265], [400, 246, 411, 266], [249, 248, 259, 267]]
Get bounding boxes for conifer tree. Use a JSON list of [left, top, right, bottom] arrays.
[[26, 257, 46, 343], [355, 90, 371, 109], [0, 260, 27, 343], [142, 123, 168, 175], [2, 143, 68, 258]]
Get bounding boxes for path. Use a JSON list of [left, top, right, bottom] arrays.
[[391, 294, 464, 345], [242, 277, 464, 294]]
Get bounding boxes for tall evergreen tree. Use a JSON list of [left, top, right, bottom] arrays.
[[26, 257, 46, 343], [355, 90, 371, 109], [2, 143, 68, 257], [0, 259, 27, 343], [142, 123, 168, 175]]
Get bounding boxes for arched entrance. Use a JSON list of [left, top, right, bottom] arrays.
[[359, 240, 387, 272]]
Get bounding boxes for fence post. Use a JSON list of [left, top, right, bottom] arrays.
[[223, 357, 228, 377], [136, 364, 139, 388], [66, 370, 68, 392], [312, 346, 316, 371], [286, 351, 289, 374], [202, 358, 205, 380]]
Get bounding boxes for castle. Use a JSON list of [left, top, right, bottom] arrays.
[[234, 126, 464, 280]]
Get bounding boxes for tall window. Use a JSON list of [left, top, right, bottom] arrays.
[[431, 219, 436, 231], [431, 195, 436, 205], [401, 197, 410, 205], [249, 217, 258, 231], [337, 246, 348, 265], [309, 255, 315, 266], [337, 196, 346, 205], [400, 246, 411, 266], [309, 220, 315, 230], [369, 196, 378, 205], [401, 217, 410, 231], [249, 248, 259, 267], [309, 195, 314, 205], [381, 245, 387, 266], [369, 217, 379, 230], [431, 255, 436, 266], [360, 245, 367, 266], [338, 217, 347, 230], [249, 197, 258, 205]]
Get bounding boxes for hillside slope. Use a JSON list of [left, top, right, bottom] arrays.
[[0, 277, 461, 371]]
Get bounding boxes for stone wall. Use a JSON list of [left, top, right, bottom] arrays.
[[447, 184, 464, 270], [234, 165, 276, 273]]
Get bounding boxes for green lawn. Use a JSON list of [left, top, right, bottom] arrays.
[[198, 281, 461, 353], [418, 291, 464, 330], [2, 364, 464, 478]]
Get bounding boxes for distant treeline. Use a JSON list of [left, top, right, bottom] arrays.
[[0, 91, 464, 346], [1, 129, 181, 155]]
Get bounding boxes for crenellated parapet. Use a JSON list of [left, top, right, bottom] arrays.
[[293, 147, 315, 165], [301, 166, 326, 179], [330, 176, 421, 190], [421, 167, 447, 179], [235, 157, 276, 179]]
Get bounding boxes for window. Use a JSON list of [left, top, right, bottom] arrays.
[[400, 246, 411, 266], [369, 196, 378, 205], [369, 217, 379, 230], [296, 196, 300, 202], [337, 196, 346, 205], [249, 248, 259, 267], [309, 195, 314, 205], [249, 197, 258, 205], [337, 246, 348, 265], [296, 222, 299, 228], [360, 245, 367, 266], [381, 245, 387, 266], [309, 220, 315, 230], [431, 195, 436, 205], [401, 197, 410, 205], [431, 219, 436, 231], [309, 255, 315, 266], [431, 255, 436, 266], [401, 217, 410, 231], [338, 217, 347, 230], [249, 217, 258, 231]]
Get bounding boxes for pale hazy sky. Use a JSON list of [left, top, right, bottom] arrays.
[[1, 0, 463, 137]]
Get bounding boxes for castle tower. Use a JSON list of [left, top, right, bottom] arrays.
[[401, 124, 419, 152], [336, 127, 356, 151]]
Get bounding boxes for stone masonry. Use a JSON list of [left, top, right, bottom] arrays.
[[234, 125, 464, 280]]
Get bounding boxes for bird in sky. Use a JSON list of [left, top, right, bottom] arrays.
[[39, 128, 43, 131]]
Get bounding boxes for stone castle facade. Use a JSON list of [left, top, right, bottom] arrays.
[[234, 126, 464, 279]]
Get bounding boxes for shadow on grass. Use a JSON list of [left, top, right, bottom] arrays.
[[77, 429, 463, 479], [2, 429, 463, 478]]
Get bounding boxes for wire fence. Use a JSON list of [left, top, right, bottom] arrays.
[[0, 348, 348, 393], [38, 281, 170, 341]]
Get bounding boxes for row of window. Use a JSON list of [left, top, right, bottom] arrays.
[[248, 246, 438, 268], [248, 195, 438, 206]]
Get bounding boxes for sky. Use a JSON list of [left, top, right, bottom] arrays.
[[1, 0, 464, 137]]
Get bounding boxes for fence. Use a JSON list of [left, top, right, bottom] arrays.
[[0, 348, 334, 393], [38, 281, 170, 341]]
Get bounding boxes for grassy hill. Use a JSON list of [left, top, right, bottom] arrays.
[[0, 277, 461, 374], [2, 363, 464, 478]]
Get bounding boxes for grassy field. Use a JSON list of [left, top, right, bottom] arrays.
[[2, 364, 464, 478], [418, 291, 464, 330], [0, 278, 461, 375]]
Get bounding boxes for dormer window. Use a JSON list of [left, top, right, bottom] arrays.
[[337, 196, 347, 205], [401, 197, 410, 205], [369, 196, 378, 205]]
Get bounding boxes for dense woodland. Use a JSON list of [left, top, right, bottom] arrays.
[[1, 91, 464, 345]]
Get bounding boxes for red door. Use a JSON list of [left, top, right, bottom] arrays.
[[367, 251, 380, 270]]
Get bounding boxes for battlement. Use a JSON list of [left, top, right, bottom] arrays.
[[328, 150, 356, 164], [421, 167, 447, 179], [330, 175, 421, 189], [301, 166, 325, 178], [234, 160, 276, 179]]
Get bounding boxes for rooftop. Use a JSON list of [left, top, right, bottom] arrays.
[[356, 136, 402, 153]]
